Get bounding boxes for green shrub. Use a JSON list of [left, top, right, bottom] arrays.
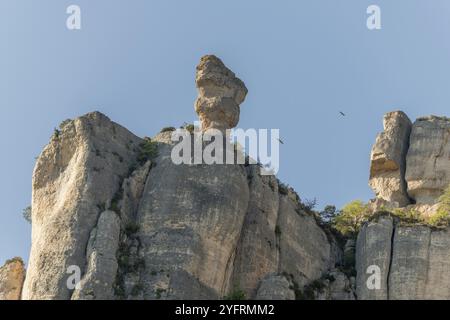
[[429, 185, 450, 226], [185, 124, 195, 134], [22, 206, 32, 224], [155, 288, 166, 299], [131, 284, 144, 296], [59, 119, 72, 130], [275, 225, 282, 236], [224, 288, 246, 300], [392, 208, 424, 225], [137, 137, 159, 164], [332, 200, 369, 237], [278, 183, 289, 195], [124, 222, 140, 236], [160, 127, 176, 133], [53, 128, 61, 139]]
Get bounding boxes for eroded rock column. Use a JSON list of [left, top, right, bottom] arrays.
[[369, 111, 412, 207], [195, 55, 248, 132]]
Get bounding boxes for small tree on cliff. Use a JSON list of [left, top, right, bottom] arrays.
[[22, 205, 32, 224], [333, 200, 369, 237]]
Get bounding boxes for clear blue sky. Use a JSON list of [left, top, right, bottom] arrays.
[[2, 0, 450, 265]]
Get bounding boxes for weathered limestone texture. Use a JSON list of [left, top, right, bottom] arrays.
[[230, 166, 280, 298], [369, 111, 412, 207], [406, 116, 450, 204], [255, 274, 295, 300], [22, 56, 351, 300], [277, 194, 335, 288], [22, 112, 142, 300], [0, 258, 25, 300], [356, 216, 394, 300], [356, 216, 450, 299], [195, 55, 248, 131]]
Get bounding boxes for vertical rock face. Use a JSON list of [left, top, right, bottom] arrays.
[[388, 226, 431, 299], [135, 132, 251, 299], [195, 55, 248, 131], [369, 111, 412, 207], [230, 166, 280, 297], [356, 216, 450, 300], [405, 116, 450, 204], [277, 195, 335, 288], [71, 210, 121, 300], [23, 112, 142, 300], [356, 216, 394, 300], [0, 258, 25, 300]]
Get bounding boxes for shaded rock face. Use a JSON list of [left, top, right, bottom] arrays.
[[0, 258, 25, 300], [195, 55, 248, 132], [406, 116, 450, 204], [369, 111, 412, 207], [71, 210, 121, 300], [276, 195, 335, 288], [315, 270, 356, 300], [356, 216, 450, 299], [255, 274, 295, 300]]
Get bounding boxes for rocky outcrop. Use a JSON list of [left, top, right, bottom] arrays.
[[369, 111, 412, 207], [369, 112, 450, 209], [406, 116, 450, 204], [356, 215, 450, 299], [195, 55, 248, 132], [355, 216, 394, 299], [22, 112, 143, 300], [358, 112, 450, 300], [22, 55, 343, 300], [0, 258, 25, 300]]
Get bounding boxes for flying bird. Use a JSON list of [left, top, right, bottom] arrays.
[[339, 111, 346, 117]]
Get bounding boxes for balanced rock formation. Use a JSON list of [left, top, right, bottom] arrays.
[[194, 55, 248, 132], [0, 258, 25, 300], [20, 56, 349, 300], [369, 111, 412, 207]]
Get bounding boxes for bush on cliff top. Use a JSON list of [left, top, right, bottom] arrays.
[[327, 187, 450, 239], [430, 185, 450, 226], [332, 200, 369, 237], [137, 137, 159, 164]]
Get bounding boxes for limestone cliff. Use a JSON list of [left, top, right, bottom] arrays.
[[15, 55, 347, 301], [357, 112, 450, 300], [2, 57, 449, 301]]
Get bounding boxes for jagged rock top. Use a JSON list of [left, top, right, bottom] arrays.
[[195, 55, 248, 131]]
